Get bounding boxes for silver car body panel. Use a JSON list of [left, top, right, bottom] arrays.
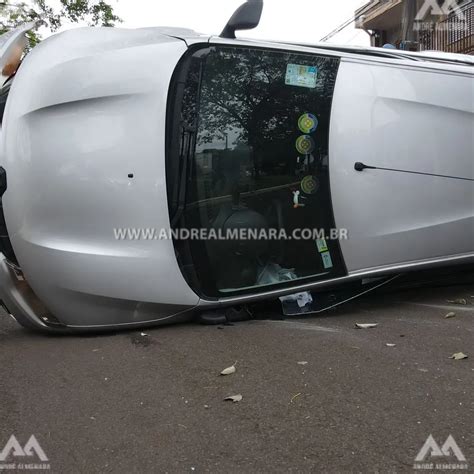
[[330, 58, 473, 272], [0, 26, 472, 331], [1, 27, 200, 329]]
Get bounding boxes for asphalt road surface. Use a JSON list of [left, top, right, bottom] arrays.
[[0, 282, 473, 473]]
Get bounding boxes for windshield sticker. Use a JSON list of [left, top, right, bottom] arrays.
[[296, 135, 315, 155], [298, 113, 319, 134], [301, 175, 319, 195], [316, 238, 328, 253], [285, 64, 318, 89], [321, 251, 334, 269]]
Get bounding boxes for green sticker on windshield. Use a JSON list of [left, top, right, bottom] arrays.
[[301, 175, 319, 195], [298, 113, 319, 134], [316, 238, 328, 253], [321, 251, 333, 269], [296, 135, 315, 155], [285, 64, 318, 89]]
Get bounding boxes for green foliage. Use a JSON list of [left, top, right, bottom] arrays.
[[0, 0, 121, 48]]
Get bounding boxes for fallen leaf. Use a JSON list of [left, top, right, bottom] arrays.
[[386, 343, 397, 347], [450, 352, 468, 360], [220, 364, 236, 376], [297, 361, 308, 366], [355, 323, 378, 329], [447, 298, 467, 305], [290, 393, 302, 403], [444, 312, 456, 319], [224, 394, 242, 403]]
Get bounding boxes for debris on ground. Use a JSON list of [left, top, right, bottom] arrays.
[[447, 298, 467, 305], [290, 393, 302, 403], [130, 332, 155, 347], [297, 361, 308, 366], [220, 364, 236, 376], [444, 312, 456, 319], [224, 394, 242, 403], [449, 352, 468, 360], [386, 343, 397, 347], [355, 323, 378, 329]]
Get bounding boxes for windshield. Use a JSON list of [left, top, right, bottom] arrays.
[[168, 45, 345, 297]]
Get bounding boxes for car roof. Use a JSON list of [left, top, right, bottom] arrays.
[[154, 26, 474, 67]]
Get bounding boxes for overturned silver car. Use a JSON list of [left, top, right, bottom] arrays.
[[0, 2, 473, 332]]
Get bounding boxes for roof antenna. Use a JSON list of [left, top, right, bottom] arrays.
[[220, 0, 264, 39]]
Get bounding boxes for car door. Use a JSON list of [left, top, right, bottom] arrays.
[[330, 59, 474, 274]]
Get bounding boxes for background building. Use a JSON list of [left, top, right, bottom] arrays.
[[355, 0, 473, 54]]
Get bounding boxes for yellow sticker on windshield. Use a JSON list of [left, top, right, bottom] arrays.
[[298, 113, 319, 134]]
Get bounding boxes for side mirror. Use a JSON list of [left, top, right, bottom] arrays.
[[220, 0, 264, 39], [0, 21, 41, 76]]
